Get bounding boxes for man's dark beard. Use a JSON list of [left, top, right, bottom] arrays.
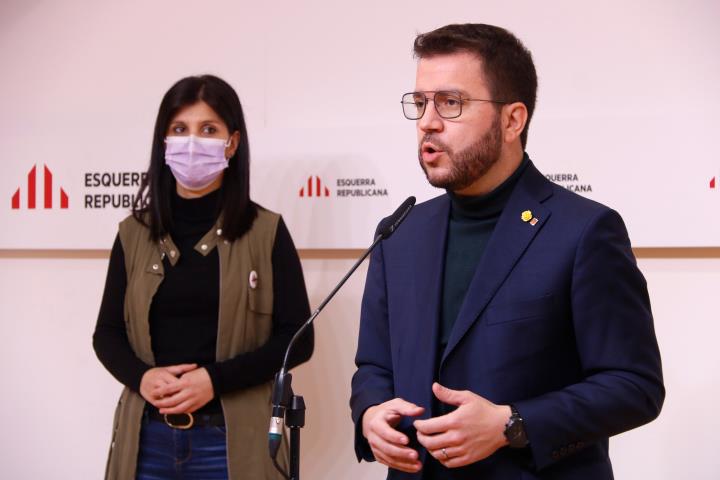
[[418, 114, 502, 191]]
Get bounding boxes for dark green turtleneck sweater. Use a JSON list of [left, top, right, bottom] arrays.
[[424, 155, 529, 479], [438, 155, 530, 356]]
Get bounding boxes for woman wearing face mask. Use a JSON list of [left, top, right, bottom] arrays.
[[93, 75, 313, 480]]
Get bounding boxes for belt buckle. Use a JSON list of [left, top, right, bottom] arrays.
[[163, 413, 194, 430]]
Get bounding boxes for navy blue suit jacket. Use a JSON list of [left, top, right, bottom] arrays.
[[350, 161, 664, 479]]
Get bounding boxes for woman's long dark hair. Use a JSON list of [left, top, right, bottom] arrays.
[[133, 75, 257, 241]]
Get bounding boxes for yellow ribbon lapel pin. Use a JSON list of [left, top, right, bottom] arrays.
[[521, 210, 539, 226]]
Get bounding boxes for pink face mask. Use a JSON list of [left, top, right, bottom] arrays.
[[165, 135, 230, 190]]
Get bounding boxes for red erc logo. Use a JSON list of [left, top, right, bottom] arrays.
[[11, 164, 69, 209], [711, 176, 716, 189], [299, 176, 330, 197]]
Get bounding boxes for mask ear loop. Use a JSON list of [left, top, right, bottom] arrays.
[[224, 137, 233, 160]]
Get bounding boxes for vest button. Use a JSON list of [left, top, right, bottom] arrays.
[[201, 244, 208, 251], [152, 264, 159, 270], [170, 250, 176, 258], [216, 228, 222, 236]]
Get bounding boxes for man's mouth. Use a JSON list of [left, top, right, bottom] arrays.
[[421, 142, 445, 162]]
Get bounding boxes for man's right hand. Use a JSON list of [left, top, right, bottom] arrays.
[[362, 398, 425, 473]]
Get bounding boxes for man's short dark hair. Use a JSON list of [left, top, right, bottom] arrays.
[[414, 24, 537, 149]]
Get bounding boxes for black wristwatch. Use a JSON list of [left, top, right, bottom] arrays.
[[504, 405, 529, 448]]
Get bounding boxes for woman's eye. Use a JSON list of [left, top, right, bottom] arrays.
[[202, 125, 217, 134], [172, 125, 185, 134]]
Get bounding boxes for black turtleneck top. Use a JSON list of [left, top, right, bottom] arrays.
[[93, 189, 312, 415]]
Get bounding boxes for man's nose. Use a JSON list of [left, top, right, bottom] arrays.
[[418, 101, 443, 133]]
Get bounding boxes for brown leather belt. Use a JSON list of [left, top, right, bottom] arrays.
[[147, 408, 225, 429]]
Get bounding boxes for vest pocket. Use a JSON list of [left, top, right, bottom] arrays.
[[248, 285, 273, 314]]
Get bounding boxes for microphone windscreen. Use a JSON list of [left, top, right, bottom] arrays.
[[379, 196, 416, 239]]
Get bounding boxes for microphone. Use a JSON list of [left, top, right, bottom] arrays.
[[378, 195, 415, 239], [268, 196, 416, 464], [268, 373, 290, 460]]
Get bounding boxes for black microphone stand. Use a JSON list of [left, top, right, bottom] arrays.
[[271, 233, 385, 480], [269, 196, 416, 480]]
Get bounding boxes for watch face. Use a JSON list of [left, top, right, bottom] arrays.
[[505, 414, 528, 448], [506, 418, 521, 437]]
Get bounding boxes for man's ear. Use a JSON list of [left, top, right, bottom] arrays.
[[501, 102, 528, 144]]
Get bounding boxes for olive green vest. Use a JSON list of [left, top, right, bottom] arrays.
[[104, 208, 289, 479]]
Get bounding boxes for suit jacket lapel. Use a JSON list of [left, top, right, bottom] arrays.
[[408, 195, 449, 412], [441, 163, 553, 365]]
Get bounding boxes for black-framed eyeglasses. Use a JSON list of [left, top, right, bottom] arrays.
[[401, 91, 507, 120]]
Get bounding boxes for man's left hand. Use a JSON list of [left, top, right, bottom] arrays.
[[414, 383, 511, 468]]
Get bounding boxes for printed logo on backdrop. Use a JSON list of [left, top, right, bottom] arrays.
[[299, 176, 330, 197], [711, 176, 716, 189], [11, 164, 69, 209], [545, 173, 593, 194], [84, 171, 146, 209], [298, 175, 388, 198], [9, 165, 147, 210]]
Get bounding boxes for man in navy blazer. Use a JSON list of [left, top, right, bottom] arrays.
[[350, 24, 664, 479]]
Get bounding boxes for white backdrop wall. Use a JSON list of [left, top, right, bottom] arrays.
[[1, 0, 719, 249], [0, 256, 719, 479], [2, 1, 720, 479]]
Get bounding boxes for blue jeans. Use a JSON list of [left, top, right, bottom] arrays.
[[136, 415, 229, 480]]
